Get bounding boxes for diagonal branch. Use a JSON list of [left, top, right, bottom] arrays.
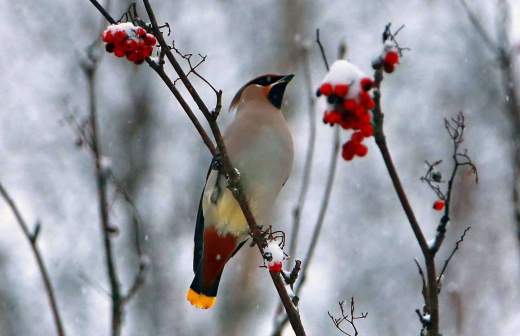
[[0, 183, 66, 336]]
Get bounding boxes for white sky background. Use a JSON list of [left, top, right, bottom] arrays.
[[1, 0, 520, 335]]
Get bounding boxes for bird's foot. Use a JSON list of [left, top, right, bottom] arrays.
[[232, 168, 241, 181], [211, 153, 223, 171], [226, 167, 242, 194]]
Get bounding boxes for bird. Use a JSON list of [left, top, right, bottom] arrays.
[[187, 74, 295, 309]]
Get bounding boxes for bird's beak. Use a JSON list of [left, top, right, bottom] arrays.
[[268, 74, 295, 109], [278, 74, 295, 84]]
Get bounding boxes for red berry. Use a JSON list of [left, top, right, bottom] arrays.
[[136, 38, 146, 51], [433, 200, 445, 211], [343, 99, 357, 111], [124, 39, 138, 51], [359, 91, 373, 108], [102, 30, 114, 43], [114, 30, 127, 43], [360, 78, 374, 91], [136, 27, 147, 38], [126, 50, 139, 62], [351, 132, 364, 143], [354, 105, 367, 118], [144, 33, 157, 46], [366, 98, 375, 109], [268, 262, 282, 273], [359, 111, 371, 123], [323, 111, 342, 125], [384, 63, 395, 73], [355, 143, 368, 157], [319, 83, 333, 96], [334, 84, 349, 97], [360, 124, 373, 137], [143, 45, 153, 58], [340, 117, 355, 130], [384, 51, 399, 65], [114, 46, 126, 57], [342, 142, 355, 161]]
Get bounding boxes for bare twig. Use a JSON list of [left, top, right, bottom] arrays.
[[0, 183, 65, 336], [437, 226, 471, 284], [414, 258, 427, 304], [327, 298, 367, 336], [316, 29, 329, 71]]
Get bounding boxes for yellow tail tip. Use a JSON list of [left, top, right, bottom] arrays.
[[186, 288, 216, 309]]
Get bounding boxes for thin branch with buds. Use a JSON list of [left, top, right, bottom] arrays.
[[0, 183, 66, 336]]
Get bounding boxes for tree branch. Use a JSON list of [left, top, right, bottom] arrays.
[[0, 183, 65, 336]]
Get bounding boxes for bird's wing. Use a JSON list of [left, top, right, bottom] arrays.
[[193, 158, 220, 273]]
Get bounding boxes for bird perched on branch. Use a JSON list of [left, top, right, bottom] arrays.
[[187, 74, 295, 309]]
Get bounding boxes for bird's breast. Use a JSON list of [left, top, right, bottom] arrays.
[[203, 120, 293, 237]]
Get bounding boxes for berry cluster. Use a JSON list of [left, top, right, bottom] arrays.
[[433, 200, 445, 211], [101, 22, 156, 64], [372, 41, 400, 73], [317, 61, 375, 161]]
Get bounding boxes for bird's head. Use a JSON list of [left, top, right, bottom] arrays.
[[230, 73, 294, 111]]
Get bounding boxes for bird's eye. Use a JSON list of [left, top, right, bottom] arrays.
[[266, 76, 272, 83]]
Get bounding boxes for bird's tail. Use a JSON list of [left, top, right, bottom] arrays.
[[187, 227, 238, 309], [186, 271, 222, 309]]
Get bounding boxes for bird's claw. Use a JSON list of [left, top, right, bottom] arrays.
[[211, 153, 223, 171]]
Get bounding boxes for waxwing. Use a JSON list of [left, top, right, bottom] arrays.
[[187, 74, 295, 309]]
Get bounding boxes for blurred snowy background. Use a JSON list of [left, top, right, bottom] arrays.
[[1, 0, 520, 335]]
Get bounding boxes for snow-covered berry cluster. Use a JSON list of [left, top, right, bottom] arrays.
[[317, 60, 375, 161], [101, 23, 156, 64], [433, 200, 445, 211], [264, 241, 285, 273], [372, 40, 400, 74]]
